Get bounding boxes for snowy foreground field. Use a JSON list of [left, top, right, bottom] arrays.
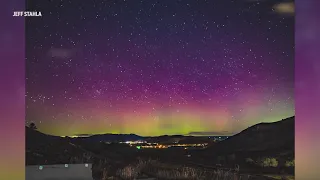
[[26, 164, 93, 180]]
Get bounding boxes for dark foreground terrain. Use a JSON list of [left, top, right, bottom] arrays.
[[26, 117, 294, 180]]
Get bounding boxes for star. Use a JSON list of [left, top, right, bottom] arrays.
[[25, 0, 294, 136]]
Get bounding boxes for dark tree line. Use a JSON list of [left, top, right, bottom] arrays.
[[28, 122, 37, 130]]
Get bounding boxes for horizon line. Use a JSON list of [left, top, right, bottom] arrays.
[[27, 116, 294, 137]]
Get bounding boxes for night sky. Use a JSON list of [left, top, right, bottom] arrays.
[[26, 0, 294, 137]]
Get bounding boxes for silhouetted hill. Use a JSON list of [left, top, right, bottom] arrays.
[[26, 127, 213, 145], [205, 116, 294, 156], [143, 135, 213, 144], [25, 126, 60, 149], [144, 135, 183, 143], [26, 127, 90, 165], [83, 133, 144, 142], [178, 136, 211, 144]]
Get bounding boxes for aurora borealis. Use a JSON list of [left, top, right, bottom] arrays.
[[26, 0, 294, 137]]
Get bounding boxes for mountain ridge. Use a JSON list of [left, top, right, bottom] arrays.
[[204, 116, 295, 155], [26, 116, 294, 144]]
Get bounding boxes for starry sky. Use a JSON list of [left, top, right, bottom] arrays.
[[26, 0, 294, 137]]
